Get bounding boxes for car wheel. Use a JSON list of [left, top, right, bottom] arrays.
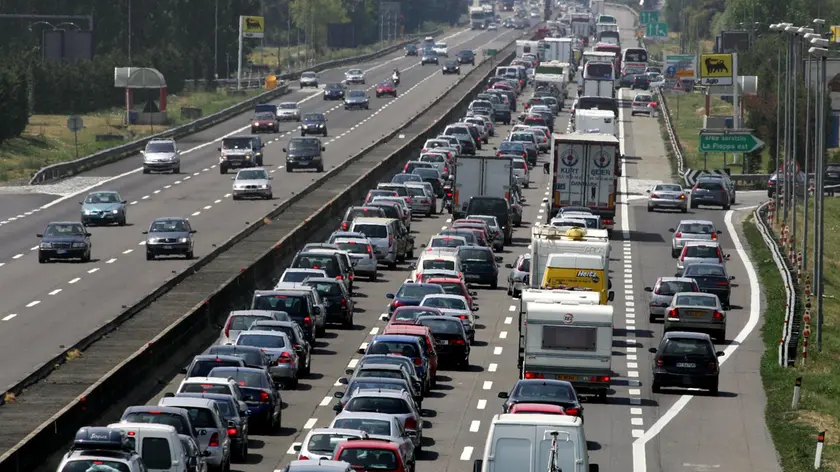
[[265, 193, 272, 200], [302, 355, 311, 376], [119, 216, 126, 226], [232, 195, 240, 201], [649, 313, 657, 323], [647, 205, 653, 212], [709, 378, 719, 396], [317, 165, 324, 172], [186, 250, 194, 259], [219, 166, 227, 174], [371, 272, 377, 282], [142, 168, 150, 174], [407, 248, 414, 259], [82, 251, 91, 263], [723, 204, 731, 210], [38, 253, 47, 264], [491, 280, 498, 290], [671, 248, 680, 258], [146, 251, 155, 261], [681, 207, 688, 213]]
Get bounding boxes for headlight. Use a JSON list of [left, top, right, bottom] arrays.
[[179, 237, 188, 243], [83, 210, 91, 215], [72, 242, 86, 248], [111, 209, 119, 214], [40, 242, 52, 249], [149, 238, 159, 244], [260, 184, 268, 189]]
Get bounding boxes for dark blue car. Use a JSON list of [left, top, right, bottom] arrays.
[[208, 366, 282, 432], [385, 283, 445, 315], [300, 113, 328, 136], [323, 83, 346, 100], [361, 335, 430, 391], [37, 221, 92, 263]]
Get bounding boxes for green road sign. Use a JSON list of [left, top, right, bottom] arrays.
[[640, 10, 659, 25], [645, 21, 668, 38], [484, 49, 498, 56], [699, 132, 765, 153]]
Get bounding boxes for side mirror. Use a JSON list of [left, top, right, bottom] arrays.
[[334, 391, 345, 398], [345, 368, 354, 375], [493, 146, 498, 150], [608, 291, 614, 302], [386, 293, 395, 299], [282, 148, 287, 152], [470, 291, 478, 296], [293, 444, 302, 452], [542, 197, 548, 203], [716, 230, 722, 234], [231, 176, 236, 180], [238, 401, 248, 412], [648, 348, 657, 354], [261, 143, 266, 148], [333, 404, 342, 412], [85, 232, 92, 237], [646, 189, 651, 193], [121, 200, 128, 204], [140, 150, 146, 155], [190, 230, 197, 234], [497, 391, 509, 399], [164, 392, 175, 398], [36, 233, 43, 238], [202, 450, 212, 457], [142, 231, 149, 235], [78, 201, 83, 205], [505, 263, 515, 269], [668, 228, 676, 233], [473, 305, 479, 311], [644, 287, 653, 292], [716, 351, 725, 357], [338, 377, 349, 384], [217, 147, 221, 152]]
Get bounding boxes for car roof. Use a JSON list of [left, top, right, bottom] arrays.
[[678, 219, 715, 225], [425, 277, 462, 284], [333, 410, 397, 422], [182, 376, 233, 385], [662, 331, 712, 341], [423, 293, 466, 300], [240, 329, 289, 338], [193, 354, 244, 363], [335, 439, 400, 451], [208, 366, 266, 375], [359, 363, 404, 371], [160, 397, 218, 408], [351, 389, 410, 400]]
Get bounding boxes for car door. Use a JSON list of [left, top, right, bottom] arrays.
[[423, 334, 438, 379], [393, 420, 416, 463]]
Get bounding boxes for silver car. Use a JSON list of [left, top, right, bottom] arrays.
[[142, 138, 180, 174], [405, 183, 434, 216], [643, 277, 700, 323], [647, 183, 687, 212], [344, 90, 370, 110], [676, 241, 727, 276], [143, 217, 196, 260], [505, 253, 531, 297], [300, 71, 319, 88], [80, 191, 127, 226], [294, 428, 370, 461], [329, 411, 417, 459], [220, 309, 291, 345], [232, 168, 272, 200], [276, 102, 301, 121], [664, 292, 727, 342], [467, 214, 503, 250], [669, 220, 721, 258], [158, 397, 231, 471], [234, 330, 300, 388], [344, 68, 366, 84], [333, 238, 378, 280], [339, 389, 424, 448]]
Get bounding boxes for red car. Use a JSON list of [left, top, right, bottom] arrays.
[[376, 80, 398, 98], [382, 324, 438, 387], [387, 306, 443, 327], [509, 403, 567, 415], [333, 438, 412, 472], [426, 277, 474, 307], [250, 112, 277, 134]]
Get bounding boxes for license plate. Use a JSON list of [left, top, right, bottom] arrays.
[[465, 274, 479, 280], [676, 362, 696, 368], [690, 311, 705, 317], [56, 250, 67, 254], [438, 340, 449, 345], [555, 375, 578, 381], [163, 245, 173, 249]]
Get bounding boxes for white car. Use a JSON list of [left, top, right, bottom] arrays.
[[631, 93, 655, 116], [232, 167, 272, 200], [276, 101, 301, 121], [433, 42, 449, 56], [511, 158, 530, 188], [649, 74, 666, 89], [294, 428, 370, 461], [488, 23, 499, 30], [344, 68, 365, 84]]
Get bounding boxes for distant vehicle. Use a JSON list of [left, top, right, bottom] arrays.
[[142, 217, 196, 260], [37, 221, 92, 263], [80, 191, 127, 226], [300, 71, 319, 88]]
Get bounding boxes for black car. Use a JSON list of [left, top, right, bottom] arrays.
[[182, 354, 246, 378], [385, 283, 446, 315], [456, 49, 476, 65], [207, 344, 272, 370], [252, 290, 319, 341], [405, 44, 418, 56], [300, 113, 328, 136], [632, 74, 651, 90], [283, 137, 325, 172], [248, 320, 312, 376], [682, 262, 734, 308], [498, 379, 584, 421], [650, 331, 724, 395], [304, 277, 354, 327], [618, 73, 637, 88], [416, 315, 470, 368], [442, 60, 460, 75], [37, 221, 92, 263], [208, 366, 283, 432], [464, 197, 512, 244], [323, 83, 346, 100], [290, 251, 352, 292], [456, 246, 501, 288], [421, 49, 439, 65]]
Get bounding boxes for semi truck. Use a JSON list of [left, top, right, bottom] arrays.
[[470, 6, 489, 29], [453, 155, 513, 219]]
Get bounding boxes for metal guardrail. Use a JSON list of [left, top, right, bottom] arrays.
[[656, 88, 686, 178], [28, 29, 443, 186]]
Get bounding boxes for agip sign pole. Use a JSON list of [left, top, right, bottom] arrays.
[[237, 16, 265, 90]]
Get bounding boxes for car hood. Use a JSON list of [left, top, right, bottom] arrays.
[[444, 64, 459, 68], [277, 109, 298, 114], [234, 179, 269, 187], [346, 73, 363, 78], [82, 203, 123, 212], [345, 96, 368, 102], [42, 235, 87, 243], [302, 120, 325, 126], [144, 151, 177, 161], [148, 231, 190, 240]]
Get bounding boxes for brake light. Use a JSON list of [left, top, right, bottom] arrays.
[[675, 232, 682, 238], [336, 275, 343, 280], [656, 356, 664, 368], [523, 372, 545, 379], [446, 192, 453, 197], [651, 193, 659, 199], [277, 352, 293, 364], [711, 233, 717, 240], [389, 235, 394, 247], [341, 297, 347, 307], [405, 417, 418, 430], [458, 315, 468, 320], [716, 281, 730, 286], [522, 153, 526, 158], [667, 308, 679, 318], [444, 166, 449, 172], [406, 197, 412, 204], [299, 456, 309, 460], [453, 338, 465, 345], [393, 300, 404, 308], [227, 427, 238, 437], [367, 245, 373, 254], [341, 221, 349, 230], [413, 357, 423, 366], [224, 318, 232, 338], [208, 433, 220, 447], [713, 311, 723, 320], [303, 316, 312, 326], [680, 249, 686, 262], [565, 408, 579, 416]]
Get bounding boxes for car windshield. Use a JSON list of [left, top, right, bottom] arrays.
[[656, 281, 696, 295], [431, 238, 464, 248], [394, 308, 439, 321], [237, 170, 267, 180], [512, 382, 574, 401], [332, 418, 391, 436], [396, 284, 442, 298], [459, 248, 493, 262], [303, 114, 325, 122], [84, 192, 121, 204], [209, 368, 266, 387], [418, 318, 462, 334], [422, 296, 467, 310], [696, 181, 724, 190], [353, 224, 387, 238], [254, 112, 275, 120], [289, 138, 321, 150], [302, 72, 316, 78], [191, 359, 241, 377], [149, 219, 187, 233], [346, 397, 410, 414], [406, 187, 426, 197], [282, 270, 321, 282], [349, 91, 366, 97], [222, 137, 252, 149], [61, 460, 132, 472], [252, 295, 307, 315], [338, 448, 399, 470], [307, 433, 362, 453], [279, 103, 297, 109], [663, 338, 715, 356], [674, 294, 717, 307], [684, 265, 726, 277], [500, 142, 524, 151], [326, 83, 342, 90], [422, 259, 455, 270], [44, 223, 85, 236], [678, 223, 714, 234], [433, 282, 464, 296], [236, 333, 286, 348], [146, 142, 175, 153], [654, 184, 681, 192], [685, 245, 719, 258], [294, 255, 340, 276]]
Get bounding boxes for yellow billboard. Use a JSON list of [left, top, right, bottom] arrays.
[[699, 53, 733, 86], [241, 16, 265, 38]]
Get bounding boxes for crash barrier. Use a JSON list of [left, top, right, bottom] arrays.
[[28, 29, 443, 186], [0, 26, 535, 472]]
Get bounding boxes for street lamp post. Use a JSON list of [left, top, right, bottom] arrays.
[[809, 38, 829, 351], [128, 0, 132, 64], [801, 29, 817, 272], [214, 0, 218, 79], [769, 23, 786, 223], [782, 24, 793, 224], [785, 25, 800, 248]]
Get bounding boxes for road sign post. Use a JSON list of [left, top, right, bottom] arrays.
[[485, 48, 497, 64], [66, 115, 83, 159], [237, 16, 265, 90], [645, 22, 668, 39], [699, 130, 764, 153], [699, 53, 734, 86], [640, 10, 659, 25]]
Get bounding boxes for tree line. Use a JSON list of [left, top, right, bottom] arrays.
[[0, 0, 465, 145]]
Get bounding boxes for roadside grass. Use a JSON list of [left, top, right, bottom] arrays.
[[663, 90, 734, 171], [0, 89, 261, 183], [746, 201, 840, 471]]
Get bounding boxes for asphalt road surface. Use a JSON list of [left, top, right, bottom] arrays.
[[0, 25, 525, 392]]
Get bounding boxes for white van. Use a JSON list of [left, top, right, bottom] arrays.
[[474, 414, 598, 472], [574, 109, 617, 137], [349, 217, 402, 268], [108, 423, 189, 472]]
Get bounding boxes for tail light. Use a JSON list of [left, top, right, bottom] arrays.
[[675, 232, 682, 238], [341, 221, 349, 230], [406, 197, 412, 204], [679, 194, 686, 200], [277, 352, 293, 364], [679, 249, 686, 262], [389, 235, 394, 247], [651, 193, 660, 199], [444, 166, 449, 172], [303, 316, 312, 326], [523, 372, 545, 379], [565, 408, 580, 416], [602, 219, 614, 226], [393, 300, 404, 308], [367, 245, 373, 254], [253, 121, 258, 126], [299, 456, 309, 460], [404, 417, 418, 430], [227, 427, 237, 437], [667, 308, 679, 318], [446, 192, 453, 197], [260, 391, 271, 403], [711, 233, 718, 240], [208, 433, 220, 447], [716, 281, 730, 286], [594, 376, 610, 383], [341, 297, 347, 308], [713, 311, 723, 320], [224, 318, 232, 339], [413, 357, 423, 366], [521, 153, 526, 158], [336, 275, 343, 280], [458, 315, 468, 320], [453, 338, 465, 345], [656, 356, 664, 368], [708, 360, 718, 371]]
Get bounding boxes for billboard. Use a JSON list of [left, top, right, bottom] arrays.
[[664, 54, 697, 80], [720, 30, 750, 53], [241, 16, 265, 38], [699, 53, 734, 86], [43, 30, 93, 62]]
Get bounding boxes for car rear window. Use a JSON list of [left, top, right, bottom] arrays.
[[236, 333, 286, 348], [678, 223, 714, 234], [431, 238, 464, 248], [307, 433, 362, 453], [282, 271, 320, 282], [542, 325, 597, 352], [209, 368, 267, 387], [122, 412, 186, 434], [346, 397, 410, 414], [229, 315, 265, 331], [524, 117, 546, 126], [253, 295, 307, 315], [511, 381, 574, 401], [437, 282, 464, 296], [422, 259, 455, 270], [459, 248, 493, 262], [190, 359, 242, 377], [663, 338, 714, 357], [332, 418, 391, 435], [674, 294, 717, 307], [294, 255, 340, 277], [180, 407, 217, 428], [418, 318, 462, 334], [517, 258, 531, 271], [684, 265, 726, 277], [656, 281, 696, 295], [338, 448, 399, 470], [407, 187, 426, 197], [368, 341, 420, 357], [352, 224, 388, 238], [695, 181, 723, 190], [380, 185, 408, 196], [684, 246, 719, 258], [61, 460, 132, 472], [394, 308, 438, 321], [141, 437, 172, 469], [306, 281, 343, 296], [180, 383, 231, 396], [422, 297, 467, 310]]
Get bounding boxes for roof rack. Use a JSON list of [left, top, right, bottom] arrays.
[[72, 427, 134, 452]]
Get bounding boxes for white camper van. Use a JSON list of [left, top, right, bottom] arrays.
[[474, 414, 599, 472]]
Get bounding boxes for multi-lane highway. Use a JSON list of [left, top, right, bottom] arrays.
[[0, 25, 525, 392]]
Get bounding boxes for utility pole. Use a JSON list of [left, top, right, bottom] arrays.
[[801, 28, 816, 272], [770, 23, 785, 224], [786, 25, 799, 253], [214, 0, 218, 78], [809, 28, 828, 351], [782, 28, 792, 224]]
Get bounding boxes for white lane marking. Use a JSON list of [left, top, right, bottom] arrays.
[[631, 408, 643, 415], [68, 277, 81, 284], [488, 363, 498, 372], [504, 316, 512, 324], [631, 417, 644, 426], [193, 172, 200, 176], [347, 358, 359, 369], [482, 381, 493, 390], [0, 263, 5, 267], [123, 249, 133, 254], [139, 241, 146, 245], [25, 301, 40, 308], [369, 327, 380, 335], [286, 443, 301, 455], [499, 331, 507, 339], [153, 190, 161, 194], [87, 267, 100, 274], [359, 342, 368, 352], [48, 289, 62, 295], [174, 181, 182, 185], [632, 430, 644, 438], [627, 354, 637, 361], [224, 193, 232, 198], [214, 199, 222, 204], [460, 447, 474, 461], [508, 305, 516, 311], [141, 195, 150, 200], [477, 399, 487, 410], [319, 396, 332, 407], [165, 185, 172, 189], [469, 420, 481, 432], [106, 258, 117, 264], [628, 371, 639, 378], [629, 388, 641, 396], [2, 314, 17, 321], [493, 346, 503, 355], [204, 205, 212, 210], [303, 418, 317, 430], [628, 362, 638, 369], [632, 209, 762, 472], [192, 211, 201, 216], [12, 254, 23, 259], [130, 201, 138, 205], [30, 246, 38, 251]]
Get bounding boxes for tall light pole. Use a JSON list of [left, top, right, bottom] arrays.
[[127, 0, 132, 64], [769, 23, 785, 223], [809, 38, 829, 351], [214, 0, 218, 79], [785, 25, 800, 247], [801, 29, 817, 272], [782, 24, 793, 224]]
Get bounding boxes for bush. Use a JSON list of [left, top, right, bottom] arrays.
[[0, 63, 30, 145]]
